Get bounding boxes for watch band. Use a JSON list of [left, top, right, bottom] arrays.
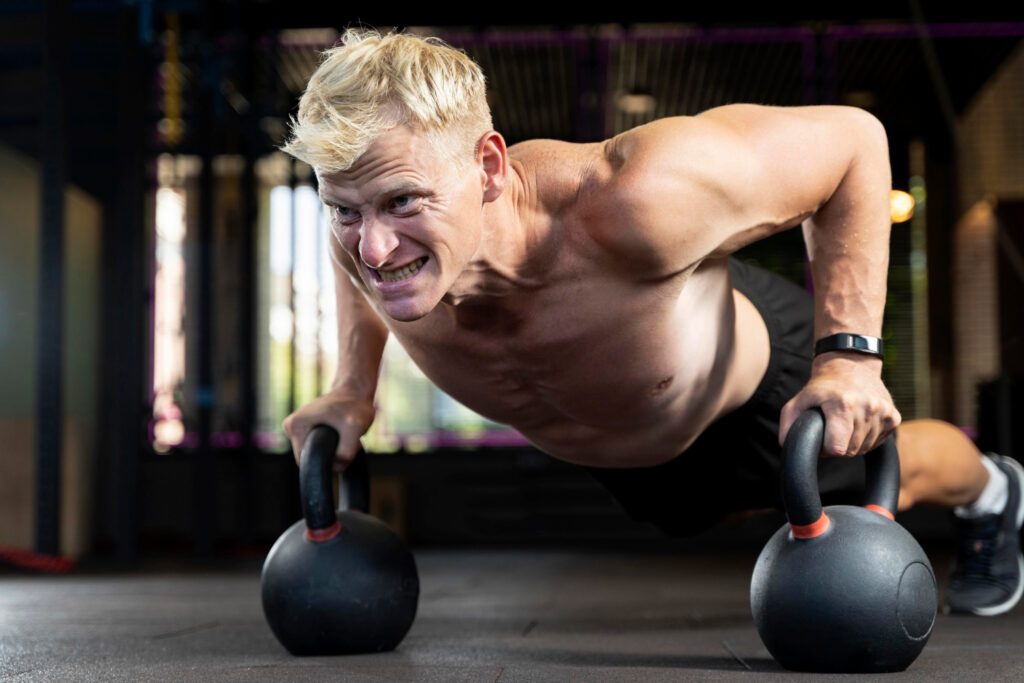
[[814, 333, 884, 359]]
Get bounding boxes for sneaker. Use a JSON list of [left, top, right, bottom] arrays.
[[945, 454, 1024, 616]]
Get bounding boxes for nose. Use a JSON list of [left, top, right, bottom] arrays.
[[357, 217, 400, 269]]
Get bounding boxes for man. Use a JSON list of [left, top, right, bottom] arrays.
[[281, 29, 1023, 615]]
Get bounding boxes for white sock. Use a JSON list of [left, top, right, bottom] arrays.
[[954, 456, 1008, 519]]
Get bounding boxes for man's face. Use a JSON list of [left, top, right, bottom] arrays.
[[318, 125, 484, 321]]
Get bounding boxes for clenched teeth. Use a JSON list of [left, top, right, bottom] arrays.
[[378, 257, 427, 283]]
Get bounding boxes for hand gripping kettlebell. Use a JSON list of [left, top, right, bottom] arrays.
[[750, 409, 937, 672], [261, 426, 419, 655]]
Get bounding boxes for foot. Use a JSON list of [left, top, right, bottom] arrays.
[[945, 454, 1024, 616]]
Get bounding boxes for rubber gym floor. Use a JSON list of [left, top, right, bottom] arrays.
[[3, 542, 1024, 682]]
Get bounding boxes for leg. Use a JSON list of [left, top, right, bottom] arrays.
[[897, 420, 1024, 615], [896, 419, 989, 511]]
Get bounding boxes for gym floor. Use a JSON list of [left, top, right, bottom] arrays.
[[2, 546, 1023, 682]]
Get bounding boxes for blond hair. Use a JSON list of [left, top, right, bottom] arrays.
[[282, 29, 492, 173]]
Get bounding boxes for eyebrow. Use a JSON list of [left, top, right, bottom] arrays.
[[374, 183, 422, 202], [319, 182, 424, 206], [318, 188, 344, 205]]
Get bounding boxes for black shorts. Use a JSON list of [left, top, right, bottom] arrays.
[[585, 258, 867, 537]]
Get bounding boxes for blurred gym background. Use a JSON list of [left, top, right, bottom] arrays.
[[1, 2, 1022, 568]]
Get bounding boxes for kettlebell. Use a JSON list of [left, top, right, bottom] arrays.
[[750, 409, 937, 673], [261, 425, 419, 655]]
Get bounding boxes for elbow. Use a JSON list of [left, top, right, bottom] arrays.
[[832, 107, 891, 189], [845, 107, 889, 154]]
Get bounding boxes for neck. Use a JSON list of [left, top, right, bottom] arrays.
[[442, 160, 547, 307]]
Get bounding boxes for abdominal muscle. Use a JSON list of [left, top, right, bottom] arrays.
[[390, 258, 772, 469], [519, 264, 771, 467]]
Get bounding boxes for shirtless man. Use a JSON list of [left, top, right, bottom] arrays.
[[281, 29, 1024, 616]]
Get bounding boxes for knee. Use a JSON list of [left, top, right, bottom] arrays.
[[895, 419, 987, 509]]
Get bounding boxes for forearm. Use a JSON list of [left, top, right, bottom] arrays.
[[330, 265, 389, 400], [802, 112, 892, 348], [782, 111, 901, 454]]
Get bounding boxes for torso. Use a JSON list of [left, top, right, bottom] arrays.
[[369, 139, 771, 468]]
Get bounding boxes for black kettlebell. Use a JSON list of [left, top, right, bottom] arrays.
[[261, 426, 419, 655], [750, 409, 937, 673]]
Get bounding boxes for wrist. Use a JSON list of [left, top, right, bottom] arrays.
[[812, 351, 883, 375], [327, 379, 377, 401], [814, 332, 884, 359]]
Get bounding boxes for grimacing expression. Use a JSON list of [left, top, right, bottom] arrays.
[[319, 126, 487, 322]]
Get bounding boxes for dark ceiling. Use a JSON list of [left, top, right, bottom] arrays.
[[0, 2, 1021, 202]]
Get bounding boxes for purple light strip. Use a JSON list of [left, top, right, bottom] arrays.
[[151, 428, 531, 452], [424, 429, 531, 449], [156, 425, 978, 450], [827, 22, 1024, 41], [266, 23, 1024, 54], [437, 26, 817, 49], [439, 29, 588, 47], [616, 26, 815, 44]]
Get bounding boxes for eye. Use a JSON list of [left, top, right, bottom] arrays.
[[389, 195, 418, 213], [331, 204, 360, 224]]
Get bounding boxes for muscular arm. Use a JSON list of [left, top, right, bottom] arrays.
[[282, 236, 389, 468], [595, 104, 898, 455], [703, 105, 891, 346], [328, 239, 390, 400]]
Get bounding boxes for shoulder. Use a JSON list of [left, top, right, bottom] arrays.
[[568, 114, 747, 274], [572, 105, 887, 272], [594, 103, 886, 199]]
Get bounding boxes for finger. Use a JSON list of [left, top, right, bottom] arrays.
[[863, 405, 900, 454], [849, 417, 875, 457], [333, 428, 364, 472], [869, 428, 892, 453], [858, 418, 883, 456], [290, 428, 309, 466], [779, 392, 815, 446], [853, 394, 894, 454], [863, 397, 896, 455], [283, 415, 310, 466], [779, 400, 797, 447], [882, 406, 902, 442], [843, 398, 881, 457], [820, 404, 854, 458]]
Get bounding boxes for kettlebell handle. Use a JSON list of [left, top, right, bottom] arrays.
[[782, 408, 900, 534], [299, 425, 370, 540]]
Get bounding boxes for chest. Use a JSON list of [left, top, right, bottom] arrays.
[[385, 270, 712, 426]]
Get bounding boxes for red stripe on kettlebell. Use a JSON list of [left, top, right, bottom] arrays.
[[790, 512, 830, 539], [864, 504, 895, 520], [306, 521, 342, 542]]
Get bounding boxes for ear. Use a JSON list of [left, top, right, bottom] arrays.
[[476, 131, 508, 203]]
